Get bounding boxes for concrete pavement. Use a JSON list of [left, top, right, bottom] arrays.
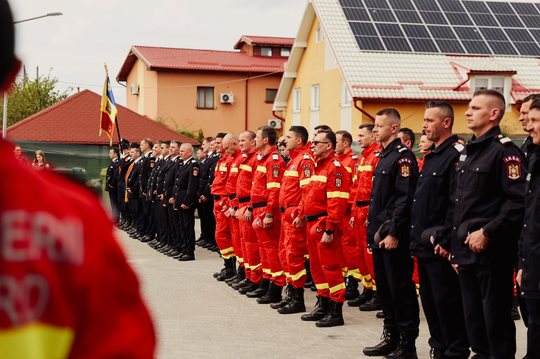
[[116, 221, 527, 359]]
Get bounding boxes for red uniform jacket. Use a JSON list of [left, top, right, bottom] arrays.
[[337, 149, 360, 206], [211, 153, 232, 196], [250, 147, 285, 216], [302, 155, 350, 232], [353, 142, 381, 208], [0, 141, 155, 359], [279, 147, 315, 209], [235, 149, 259, 207]]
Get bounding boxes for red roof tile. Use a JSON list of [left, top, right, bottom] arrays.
[[234, 35, 295, 49], [5, 90, 199, 145], [117, 45, 288, 81]]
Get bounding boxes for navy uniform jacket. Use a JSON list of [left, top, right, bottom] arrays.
[[118, 155, 132, 196], [163, 156, 181, 201], [451, 126, 526, 267], [173, 157, 200, 208], [519, 145, 540, 298], [522, 136, 533, 160], [155, 156, 173, 199], [199, 153, 220, 198], [146, 157, 162, 201], [139, 152, 155, 200], [410, 135, 463, 258], [105, 158, 120, 192], [367, 137, 419, 248], [127, 159, 143, 199]]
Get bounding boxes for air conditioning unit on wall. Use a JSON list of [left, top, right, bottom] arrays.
[[267, 118, 282, 129], [220, 93, 234, 104], [130, 83, 139, 95]]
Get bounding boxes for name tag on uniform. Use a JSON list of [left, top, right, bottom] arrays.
[[459, 154, 467, 162]]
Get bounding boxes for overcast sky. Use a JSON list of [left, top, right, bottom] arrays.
[[10, 0, 306, 105]]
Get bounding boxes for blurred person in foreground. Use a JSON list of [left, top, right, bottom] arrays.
[[0, 1, 156, 357]]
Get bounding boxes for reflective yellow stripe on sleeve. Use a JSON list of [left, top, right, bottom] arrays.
[[239, 164, 252, 172], [284, 170, 299, 177], [267, 182, 281, 189], [327, 191, 350, 199], [299, 178, 312, 187], [310, 175, 327, 183], [256, 166, 267, 173], [345, 166, 352, 173], [230, 167, 238, 173], [358, 165, 373, 172]]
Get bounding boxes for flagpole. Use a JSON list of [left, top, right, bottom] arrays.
[[104, 63, 122, 147]]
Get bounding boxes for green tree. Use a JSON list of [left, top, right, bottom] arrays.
[[0, 69, 70, 126]]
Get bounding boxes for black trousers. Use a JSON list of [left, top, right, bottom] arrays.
[[167, 204, 181, 248], [372, 245, 419, 338], [458, 264, 515, 359], [180, 206, 196, 255], [197, 197, 215, 245], [418, 257, 469, 358], [128, 196, 142, 230], [155, 201, 168, 243], [140, 199, 152, 235], [107, 190, 119, 222], [525, 297, 540, 359]]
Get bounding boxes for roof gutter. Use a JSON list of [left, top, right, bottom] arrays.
[[272, 110, 285, 121], [353, 98, 375, 122], [453, 72, 471, 91]]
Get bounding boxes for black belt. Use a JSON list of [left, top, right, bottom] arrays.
[[279, 205, 297, 213], [252, 201, 267, 209], [228, 194, 236, 200], [305, 212, 327, 222], [356, 200, 370, 207], [213, 195, 222, 200], [238, 196, 250, 203]]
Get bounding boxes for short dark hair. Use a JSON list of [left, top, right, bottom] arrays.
[[319, 130, 336, 149], [358, 123, 374, 132], [314, 125, 332, 132], [243, 131, 256, 141], [335, 130, 353, 145], [0, 0, 16, 87], [142, 138, 153, 148], [111, 147, 120, 157], [473, 89, 506, 121], [162, 140, 171, 147], [399, 128, 416, 147], [215, 133, 227, 139], [523, 93, 540, 104], [289, 126, 309, 145], [258, 125, 277, 146], [203, 136, 214, 143], [529, 98, 540, 112], [425, 101, 454, 126], [376, 108, 401, 122]]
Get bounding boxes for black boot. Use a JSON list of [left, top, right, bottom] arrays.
[[345, 276, 360, 300], [363, 327, 399, 356], [246, 279, 270, 298], [216, 257, 236, 281], [226, 266, 245, 286], [301, 296, 330, 321], [360, 293, 383, 311], [315, 300, 344, 327], [385, 332, 418, 359], [278, 287, 306, 314], [238, 281, 259, 295], [304, 259, 314, 288], [213, 259, 227, 278], [270, 284, 293, 309], [348, 288, 373, 307], [257, 282, 283, 304], [232, 278, 251, 290]]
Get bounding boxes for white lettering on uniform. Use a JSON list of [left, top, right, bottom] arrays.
[[0, 274, 49, 326], [2, 210, 84, 265]]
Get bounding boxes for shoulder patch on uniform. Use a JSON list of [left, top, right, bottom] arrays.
[[375, 151, 381, 157], [256, 153, 262, 161], [398, 158, 412, 177], [303, 153, 311, 160], [193, 167, 199, 176], [397, 146, 407, 153], [498, 136, 512, 145], [150, 162, 155, 168], [272, 153, 279, 160], [453, 143, 465, 153], [333, 160, 341, 167], [503, 155, 522, 180]]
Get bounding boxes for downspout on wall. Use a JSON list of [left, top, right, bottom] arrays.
[[353, 98, 375, 122]]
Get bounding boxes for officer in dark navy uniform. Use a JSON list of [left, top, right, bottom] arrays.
[[118, 139, 132, 229], [137, 138, 155, 241], [105, 146, 120, 222], [163, 141, 182, 256], [451, 89, 526, 359], [126, 144, 143, 237], [173, 143, 200, 261], [150, 141, 171, 249], [198, 136, 221, 251], [518, 98, 540, 359], [363, 108, 419, 359], [410, 101, 469, 359], [518, 94, 540, 160]]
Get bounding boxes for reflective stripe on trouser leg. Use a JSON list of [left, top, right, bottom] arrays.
[[341, 215, 361, 281], [356, 210, 376, 290], [253, 207, 285, 286], [283, 218, 308, 288], [306, 221, 330, 298], [278, 223, 290, 282], [317, 230, 346, 303], [213, 204, 234, 258]]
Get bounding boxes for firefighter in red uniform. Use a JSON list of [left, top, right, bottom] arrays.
[[246, 126, 286, 304], [294, 130, 350, 327], [349, 124, 382, 311], [211, 133, 236, 281], [231, 131, 263, 294], [335, 130, 362, 301], [271, 126, 315, 314], [220, 134, 246, 285], [0, 3, 156, 355]]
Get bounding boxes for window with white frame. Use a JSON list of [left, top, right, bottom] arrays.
[[197, 86, 214, 109], [311, 84, 320, 111], [341, 80, 352, 106], [280, 48, 291, 57], [261, 47, 272, 57], [292, 88, 301, 113], [316, 24, 325, 43], [474, 76, 506, 94]]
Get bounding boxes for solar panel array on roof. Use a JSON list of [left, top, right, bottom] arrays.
[[339, 0, 540, 56]]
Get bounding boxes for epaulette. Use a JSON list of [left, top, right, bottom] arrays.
[[333, 160, 341, 167], [497, 135, 513, 145], [303, 153, 311, 160], [257, 153, 263, 161], [352, 154, 358, 160], [397, 145, 407, 153], [272, 153, 279, 160], [242, 153, 247, 158], [453, 143, 465, 153]]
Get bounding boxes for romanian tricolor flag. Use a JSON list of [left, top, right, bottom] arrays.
[[99, 71, 117, 146]]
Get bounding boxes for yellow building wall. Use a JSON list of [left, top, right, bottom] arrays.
[[283, 16, 525, 139], [126, 59, 157, 119]]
